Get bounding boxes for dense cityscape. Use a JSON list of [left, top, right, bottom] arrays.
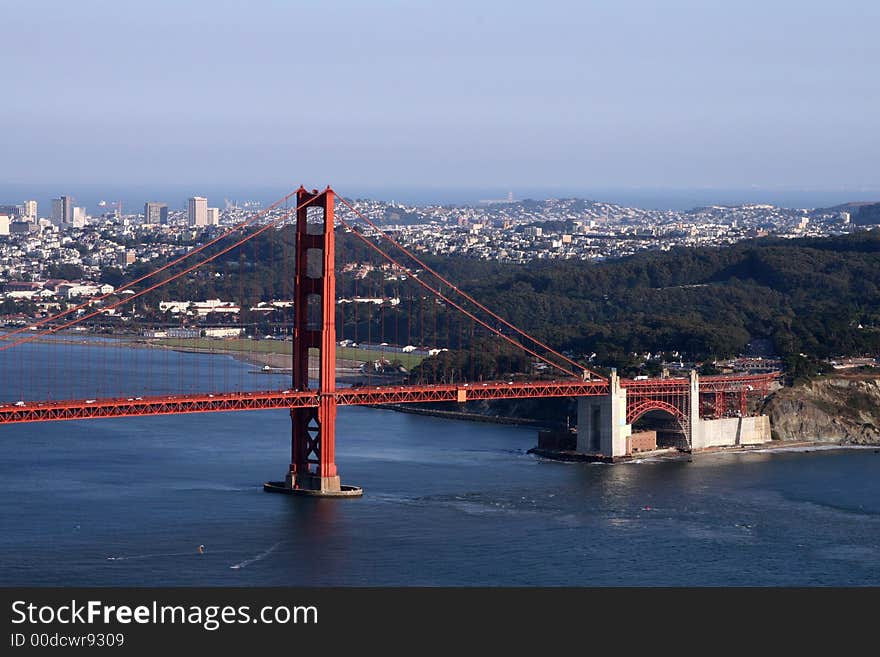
[[0, 193, 875, 291]]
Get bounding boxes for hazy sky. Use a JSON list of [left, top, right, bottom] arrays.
[[3, 0, 879, 193]]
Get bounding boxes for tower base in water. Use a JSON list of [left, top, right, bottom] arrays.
[[263, 473, 363, 497]]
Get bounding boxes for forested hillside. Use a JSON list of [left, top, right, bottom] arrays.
[[119, 229, 880, 366], [420, 232, 880, 362]]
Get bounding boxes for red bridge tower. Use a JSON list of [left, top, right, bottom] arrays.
[[264, 187, 362, 497]]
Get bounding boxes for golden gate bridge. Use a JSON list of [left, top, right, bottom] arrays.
[[0, 187, 777, 496]]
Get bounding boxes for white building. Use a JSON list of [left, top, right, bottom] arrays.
[[23, 200, 37, 221], [191, 299, 240, 317], [159, 301, 191, 314], [207, 207, 220, 226], [58, 283, 101, 299], [158, 298, 240, 317], [204, 327, 244, 338], [0, 214, 9, 236], [167, 327, 201, 339], [188, 197, 208, 227], [72, 206, 87, 228]]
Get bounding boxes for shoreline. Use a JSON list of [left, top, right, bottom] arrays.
[[706, 441, 880, 455], [136, 339, 406, 385], [529, 440, 880, 465]]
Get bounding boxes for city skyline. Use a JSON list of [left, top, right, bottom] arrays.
[[3, 182, 879, 221]]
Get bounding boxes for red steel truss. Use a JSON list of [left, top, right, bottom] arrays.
[[699, 373, 772, 418], [624, 379, 692, 436], [0, 390, 319, 425], [0, 373, 778, 426], [626, 399, 687, 423]]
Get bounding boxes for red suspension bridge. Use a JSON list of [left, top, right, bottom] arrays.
[[0, 187, 778, 496]]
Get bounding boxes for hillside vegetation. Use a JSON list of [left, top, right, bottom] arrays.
[[120, 230, 880, 368]]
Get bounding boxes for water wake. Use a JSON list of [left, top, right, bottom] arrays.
[[106, 551, 202, 561], [229, 541, 282, 570]]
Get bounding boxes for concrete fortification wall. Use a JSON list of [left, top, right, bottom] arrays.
[[693, 415, 771, 450]]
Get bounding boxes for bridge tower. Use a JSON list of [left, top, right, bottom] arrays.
[[265, 187, 362, 497], [575, 370, 632, 457]]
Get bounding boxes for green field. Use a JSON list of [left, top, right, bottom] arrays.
[[152, 338, 425, 368]]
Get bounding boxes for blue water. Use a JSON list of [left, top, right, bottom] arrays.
[[0, 336, 290, 401], [1, 344, 880, 586]]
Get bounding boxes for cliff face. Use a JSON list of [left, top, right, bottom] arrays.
[[763, 376, 880, 444]]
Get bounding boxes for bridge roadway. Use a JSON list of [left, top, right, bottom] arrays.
[[0, 373, 777, 425]]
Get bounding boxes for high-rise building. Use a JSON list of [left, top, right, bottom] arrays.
[[51, 196, 74, 226], [207, 207, 220, 226], [188, 196, 208, 227], [0, 214, 10, 236], [0, 205, 21, 218], [145, 201, 169, 225], [72, 207, 87, 228], [23, 200, 37, 221]]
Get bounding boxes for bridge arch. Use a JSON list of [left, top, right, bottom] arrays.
[[626, 399, 686, 425], [626, 399, 690, 448]]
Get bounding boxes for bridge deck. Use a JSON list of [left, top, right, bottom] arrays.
[[0, 373, 777, 425]]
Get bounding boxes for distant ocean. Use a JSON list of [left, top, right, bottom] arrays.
[[1, 183, 879, 216]]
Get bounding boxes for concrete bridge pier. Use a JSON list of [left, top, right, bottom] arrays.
[[576, 371, 631, 458], [689, 369, 701, 450]]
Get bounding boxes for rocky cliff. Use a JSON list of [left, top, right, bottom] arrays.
[[763, 376, 880, 444]]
